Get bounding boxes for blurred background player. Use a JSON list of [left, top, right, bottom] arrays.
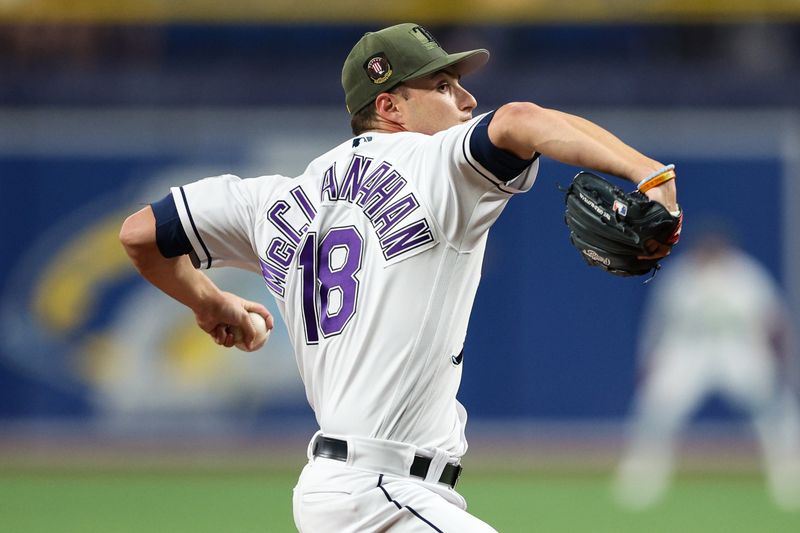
[[613, 222, 800, 511]]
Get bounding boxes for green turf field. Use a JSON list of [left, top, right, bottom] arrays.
[[2, 468, 798, 532]]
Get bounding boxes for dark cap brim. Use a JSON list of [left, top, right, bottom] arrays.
[[403, 49, 490, 83]]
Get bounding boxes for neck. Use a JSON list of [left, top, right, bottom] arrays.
[[370, 115, 406, 134]]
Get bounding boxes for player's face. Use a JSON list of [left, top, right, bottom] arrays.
[[394, 70, 477, 135]]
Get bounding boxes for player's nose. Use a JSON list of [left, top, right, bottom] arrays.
[[457, 86, 477, 112]]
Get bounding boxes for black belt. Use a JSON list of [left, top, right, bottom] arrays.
[[312, 436, 462, 489]]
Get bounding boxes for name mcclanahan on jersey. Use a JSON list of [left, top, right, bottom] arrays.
[[259, 154, 436, 299]]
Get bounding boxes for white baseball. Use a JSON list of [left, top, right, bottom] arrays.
[[233, 312, 271, 352]]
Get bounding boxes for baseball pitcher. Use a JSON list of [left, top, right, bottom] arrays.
[[121, 23, 680, 532]]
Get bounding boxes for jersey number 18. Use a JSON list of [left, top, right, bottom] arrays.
[[298, 226, 363, 344]]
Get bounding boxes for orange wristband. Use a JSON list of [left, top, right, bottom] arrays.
[[638, 169, 676, 193]]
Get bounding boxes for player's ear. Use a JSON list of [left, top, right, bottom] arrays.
[[375, 92, 403, 122]]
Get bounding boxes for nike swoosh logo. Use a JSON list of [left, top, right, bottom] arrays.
[[451, 349, 463, 366]]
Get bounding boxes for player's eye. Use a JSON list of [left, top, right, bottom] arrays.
[[437, 82, 450, 93]]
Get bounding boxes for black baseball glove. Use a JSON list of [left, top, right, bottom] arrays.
[[564, 171, 682, 277]]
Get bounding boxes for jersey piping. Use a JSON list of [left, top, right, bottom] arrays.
[[177, 185, 212, 269]]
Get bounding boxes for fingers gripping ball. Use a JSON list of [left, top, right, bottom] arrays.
[[563, 171, 682, 277], [232, 312, 271, 352]]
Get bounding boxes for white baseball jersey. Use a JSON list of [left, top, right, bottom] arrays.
[[161, 113, 538, 456]]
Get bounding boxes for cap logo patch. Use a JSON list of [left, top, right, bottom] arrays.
[[410, 26, 439, 50], [364, 53, 393, 84]]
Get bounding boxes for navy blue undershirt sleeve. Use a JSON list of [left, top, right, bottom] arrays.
[[469, 111, 539, 182], [150, 193, 193, 258]]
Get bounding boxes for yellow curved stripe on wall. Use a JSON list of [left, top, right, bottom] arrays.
[[33, 211, 133, 333], [164, 317, 230, 387]]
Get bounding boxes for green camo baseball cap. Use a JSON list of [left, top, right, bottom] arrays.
[[342, 23, 490, 115]]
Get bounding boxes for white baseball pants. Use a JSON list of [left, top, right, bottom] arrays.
[[292, 434, 497, 532]]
